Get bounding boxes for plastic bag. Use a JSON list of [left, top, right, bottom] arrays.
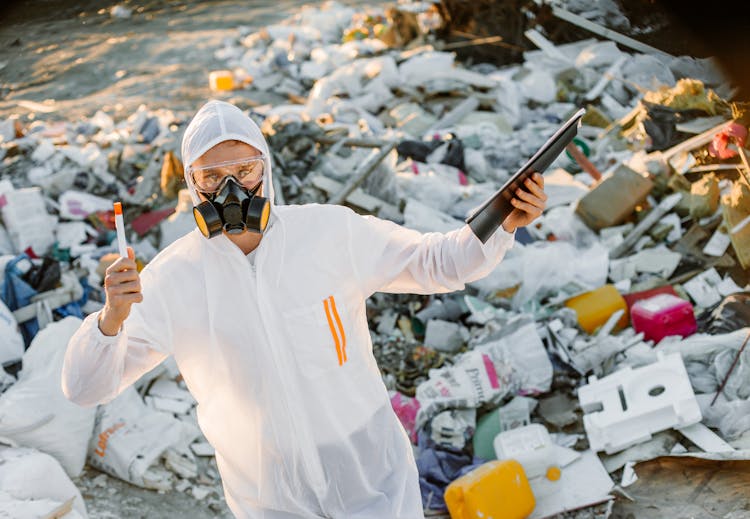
[[0, 297, 23, 365], [0, 187, 57, 255], [0, 446, 87, 518], [390, 391, 420, 444], [0, 317, 95, 477], [416, 431, 483, 512], [697, 292, 750, 334], [511, 241, 608, 310], [712, 346, 750, 400], [2, 253, 40, 346], [397, 135, 466, 171], [24, 256, 61, 292], [396, 161, 467, 214], [58, 190, 113, 221], [403, 198, 464, 234], [88, 386, 198, 490], [474, 322, 553, 395], [697, 393, 750, 440]]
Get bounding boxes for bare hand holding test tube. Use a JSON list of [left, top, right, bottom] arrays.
[[113, 202, 128, 258], [99, 201, 142, 336]]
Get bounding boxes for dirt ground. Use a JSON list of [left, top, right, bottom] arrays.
[[72, 462, 234, 519], [0, 0, 316, 123]]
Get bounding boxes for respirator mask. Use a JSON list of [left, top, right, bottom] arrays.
[[190, 156, 271, 238]]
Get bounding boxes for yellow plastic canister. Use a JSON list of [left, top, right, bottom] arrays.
[[209, 70, 235, 91], [444, 459, 535, 519], [565, 284, 629, 334]]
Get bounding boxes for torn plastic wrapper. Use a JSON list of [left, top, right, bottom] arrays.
[[416, 430, 484, 512], [390, 391, 420, 444]]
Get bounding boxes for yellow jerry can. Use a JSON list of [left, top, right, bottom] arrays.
[[445, 459, 535, 519], [565, 284, 629, 334], [209, 70, 235, 91]]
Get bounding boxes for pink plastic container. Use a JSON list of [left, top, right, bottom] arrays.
[[631, 293, 698, 343]]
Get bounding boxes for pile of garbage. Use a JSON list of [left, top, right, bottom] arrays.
[[0, 0, 749, 517]]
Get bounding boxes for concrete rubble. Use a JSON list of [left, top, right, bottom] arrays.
[[0, 0, 748, 517]]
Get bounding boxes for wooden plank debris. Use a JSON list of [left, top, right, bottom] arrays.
[[315, 135, 392, 148], [550, 6, 674, 59], [327, 143, 397, 206], [312, 175, 400, 217], [661, 120, 733, 161], [427, 96, 480, 134], [565, 142, 603, 180], [610, 193, 682, 259]]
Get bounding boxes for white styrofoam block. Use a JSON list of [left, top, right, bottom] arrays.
[[578, 352, 702, 454]]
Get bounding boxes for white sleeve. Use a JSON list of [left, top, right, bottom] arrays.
[[346, 211, 516, 297], [61, 267, 173, 408]]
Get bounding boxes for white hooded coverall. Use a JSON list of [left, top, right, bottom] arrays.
[[61, 101, 515, 519]]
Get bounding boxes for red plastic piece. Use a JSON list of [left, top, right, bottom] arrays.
[[631, 293, 698, 344], [130, 208, 176, 236], [708, 123, 748, 159]]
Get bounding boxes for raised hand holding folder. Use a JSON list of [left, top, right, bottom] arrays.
[[466, 108, 586, 243]]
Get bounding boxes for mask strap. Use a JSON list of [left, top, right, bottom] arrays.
[[249, 181, 263, 196]]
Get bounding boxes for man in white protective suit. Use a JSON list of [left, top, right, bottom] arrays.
[[61, 100, 547, 519]]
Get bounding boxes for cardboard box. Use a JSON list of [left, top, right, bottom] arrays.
[[575, 164, 653, 230]]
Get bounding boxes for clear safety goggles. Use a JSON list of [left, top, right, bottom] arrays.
[[189, 156, 265, 194]]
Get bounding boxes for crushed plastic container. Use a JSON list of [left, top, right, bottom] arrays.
[[445, 459, 535, 519], [493, 423, 559, 480], [630, 293, 697, 343], [565, 284, 628, 334], [473, 398, 531, 461]]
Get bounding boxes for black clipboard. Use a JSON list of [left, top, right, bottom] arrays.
[[466, 107, 586, 243]]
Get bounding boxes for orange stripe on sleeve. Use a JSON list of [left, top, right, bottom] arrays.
[[324, 297, 343, 366], [330, 296, 347, 363]]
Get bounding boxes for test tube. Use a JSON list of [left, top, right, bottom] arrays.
[[113, 202, 128, 258]]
